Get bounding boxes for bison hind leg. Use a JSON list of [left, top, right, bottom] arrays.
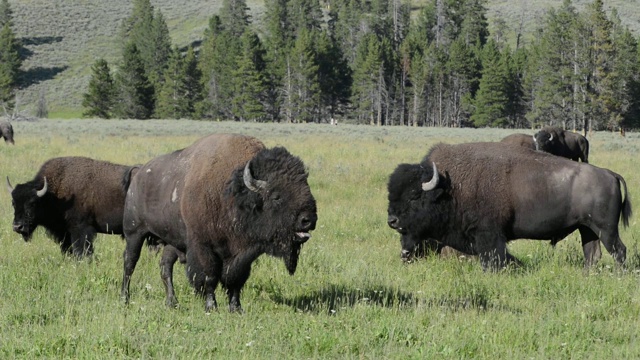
[[160, 245, 184, 308], [582, 225, 626, 266]]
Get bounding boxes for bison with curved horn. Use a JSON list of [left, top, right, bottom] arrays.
[[387, 142, 630, 270], [534, 126, 589, 163], [7, 157, 138, 257], [120, 133, 317, 313]]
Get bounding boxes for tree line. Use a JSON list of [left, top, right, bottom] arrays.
[[3, 0, 640, 130]]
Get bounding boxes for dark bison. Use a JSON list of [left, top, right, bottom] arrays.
[[500, 133, 535, 150], [0, 121, 14, 144], [120, 133, 317, 312], [7, 157, 138, 257], [534, 126, 589, 163], [387, 142, 630, 270]]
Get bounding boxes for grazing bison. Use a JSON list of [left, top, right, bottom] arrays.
[[534, 126, 589, 163], [500, 133, 535, 150], [120, 133, 317, 313], [387, 142, 630, 270], [0, 121, 14, 144], [7, 157, 138, 257]]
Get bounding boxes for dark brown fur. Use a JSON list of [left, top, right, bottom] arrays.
[[0, 121, 14, 144], [534, 126, 589, 163], [8, 156, 137, 257], [500, 133, 535, 150], [388, 142, 630, 270], [121, 133, 317, 312]]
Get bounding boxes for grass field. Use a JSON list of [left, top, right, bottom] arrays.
[[1, 120, 640, 358]]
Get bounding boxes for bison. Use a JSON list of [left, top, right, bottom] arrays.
[[534, 126, 589, 163], [0, 121, 14, 144], [387, 142, 630, 270], [6, 157, 138, 257], [500, 133, 535, 150], [120, 133, 317, 313]]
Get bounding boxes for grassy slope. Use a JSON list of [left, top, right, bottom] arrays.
[[1, 120, 640, 358], [8, 0, 640, 116]]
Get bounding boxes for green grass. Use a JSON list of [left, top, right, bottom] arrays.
[[1, 120, 640, 358]]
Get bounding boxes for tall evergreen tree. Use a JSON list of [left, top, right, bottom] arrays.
[[351, 33, 387, 125], [282, 29, 321, 123], [316, 31, 352, 119], [231, 30, 268, 121], [0, 0, 13, 27], [112, 42, 155, 119], [471, 39, 509, 127], [82, 59, 115, 118], [0, 23, 20, 105], [219, 0, 251, 37]]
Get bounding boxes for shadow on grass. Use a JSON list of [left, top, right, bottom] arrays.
[[264, 283, 520, 314], [20, 65, 69, 87]]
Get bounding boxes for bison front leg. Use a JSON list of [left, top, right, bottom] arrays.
[[476, 232, 510, 271], [186, 246, 221, 313], [70, 227, 96, 258]]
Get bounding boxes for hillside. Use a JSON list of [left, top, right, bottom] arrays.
[[7, 0, 640, 117]]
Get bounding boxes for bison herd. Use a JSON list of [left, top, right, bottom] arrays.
[[4, 126, 632, 312]]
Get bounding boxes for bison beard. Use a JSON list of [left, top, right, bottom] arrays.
[[121, 134, 317, 313]]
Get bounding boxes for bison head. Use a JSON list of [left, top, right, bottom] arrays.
[[533, 129, 554, 152], [227, 147, 317, 274], [387, 162, 451, 261], [6, 176, 48, 241]]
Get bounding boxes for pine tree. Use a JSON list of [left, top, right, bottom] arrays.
[[154, 48, 190, 119], [112, 42, 155, 119], [231, 30, 268, 121], [610, 11, 640, 130], [315, 31, 352, 120], [219, 0, 251, 37], [0, 0, 13, 27], [82, 59, 115, 118], [351, 33, 385, 125], [471, 39, 509, 127], [198, 17, 241, 119], [282, 28, 320, 123], [446, 37, 479, 127], [0, 23, 20, 105]]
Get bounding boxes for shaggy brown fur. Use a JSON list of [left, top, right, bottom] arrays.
[[500, 133, 535, 150]]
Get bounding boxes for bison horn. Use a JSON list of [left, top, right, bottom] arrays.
[[6, 176, 14, 193], [36, 177, 48, 197], [421, 162, 439, 191], [243, 161, 267, 193], [548, 134, 553, 142]]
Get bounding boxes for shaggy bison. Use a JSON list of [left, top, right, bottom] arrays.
[[0, 121, 14, 144], [120, 133, 317, 312], [534, 126, 589, 162], [387, 142, 630, 270], [7, 157, 138, 257], [500, 133, 535, 150]]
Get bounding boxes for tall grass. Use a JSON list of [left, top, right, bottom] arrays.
[[1, 120, 639, 358]]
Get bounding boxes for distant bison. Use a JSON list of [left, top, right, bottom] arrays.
[[534, 126, 589, 163], [0, 121, 14, 144], [500, 133, 535, 150], [7, 157, 138, 257], [121, 133, 318, 312], [387, 142, 630, 270]]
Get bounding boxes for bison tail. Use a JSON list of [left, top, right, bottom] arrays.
[[122, 165, 141, 192], [615, 172, 632, 228]]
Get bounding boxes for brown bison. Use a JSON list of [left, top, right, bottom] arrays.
[[0, 121, 14, 144], [534, 126, 589, 163], [7, 157, 138, 257], [387, 142, 630, 270], [120, 133, 318, 313], [500, 133, 535, 150]]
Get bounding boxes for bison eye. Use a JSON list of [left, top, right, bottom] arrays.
[[270, 192, 282, 202]]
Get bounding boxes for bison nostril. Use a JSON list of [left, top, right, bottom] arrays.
[[13, 224, 23, 232], [298, 213, 316, 230], [387, 216, 399, 229], [401, 250, 411, 259]]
